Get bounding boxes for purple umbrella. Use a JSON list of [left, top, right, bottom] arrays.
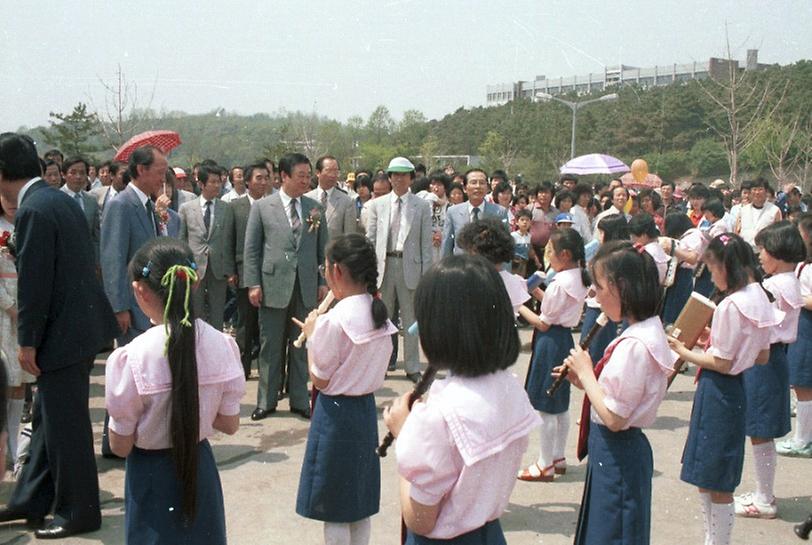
[[559, 154, 630, 175]]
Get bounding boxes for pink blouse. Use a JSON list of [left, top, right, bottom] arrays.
[[708, 218, 729, 239], [763, 272, 803, 344], [539, 268, 588, 327], [798, 263, 812, 297], [308, 293, 397, 396], [644, 241, 669, 285], [678, 228, 708, 269], [396, 370, 539, 539], [105, 320, 246, 450], [499, 270, 531, 317], [592, 316, 674, 429], [708, 283, 782, 375]]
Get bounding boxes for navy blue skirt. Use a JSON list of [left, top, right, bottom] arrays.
[[693, 266, 714, 298], [661, 267, 693, 325], [125, 440, 226, 545], [581, 306, 619, 364], [526, 325, 573, 414], [575, 425, 653, 545], [296, 392, 380, 522], [743, 343, 791, 439], [405, 520, 505, 545], [788, 308, 812, 388], [681, 370, 745, 493]]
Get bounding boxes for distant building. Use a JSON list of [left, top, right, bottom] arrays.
[[486, 49, 772, 106]]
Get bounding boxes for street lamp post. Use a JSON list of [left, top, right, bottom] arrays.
[[534, 92, 618, 159]]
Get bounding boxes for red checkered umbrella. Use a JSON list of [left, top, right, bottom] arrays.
[[114, 130, 181, 162]]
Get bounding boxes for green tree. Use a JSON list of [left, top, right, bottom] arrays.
[[42, 102, 101, 157], [688, 139, 729, 177], [366, 106, 395, 143]]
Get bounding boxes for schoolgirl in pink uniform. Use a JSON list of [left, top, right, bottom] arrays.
[[733, 221, 805, 519], [629, 213, 669, 285], [294, 234, 397, 545], [105, 238, 246, 545], [558, 240, 672, 545], [669, 233, 779, 545], [660, 213, 708, 324], [384, 255, 539, 544], [780, 213, 812, 459]]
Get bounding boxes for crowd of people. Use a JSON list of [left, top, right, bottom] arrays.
[[0, 130, 810, 544]]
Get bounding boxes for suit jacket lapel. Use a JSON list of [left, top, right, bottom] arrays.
[[400, 194, 415, 242], [126, 187, 153, 237], [270, 196, 296, 249]]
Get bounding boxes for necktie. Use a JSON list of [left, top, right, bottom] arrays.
[[145, 199, 159, 236], [576, 338, 626, 461], [204, 201, 212, 233], [321, 190, 328, 209], [472, 207, 480, 221], [389, 197, 402, 251], [74, 192, 84, 212], [290, 198, 301, 241]]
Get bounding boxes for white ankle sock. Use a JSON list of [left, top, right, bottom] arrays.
[[349, 518, 371, 545], [324, 522, 351, 545], [537, 412, 556, 468], [752, 442, 776, 504], [700, 492, 712, 545], [553, 411, 570, 462], [709, 502, 734, 545], [5, 399, 23, 464], [795, 400, 812, 445]]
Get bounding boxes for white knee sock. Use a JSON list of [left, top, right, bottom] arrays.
[[5, 399, 23, 465], [752, 442, 776, 504], [700, 492, 712, 545], [349, 518, 371, 545], [324, 522, 351, 545], [709, 502, 734, 545], [537, 412, 556, 469], [553, 411, 570, 462], [795, 400, 812, 446]]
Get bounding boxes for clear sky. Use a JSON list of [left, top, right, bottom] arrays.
[[2, 0, 810, 130]]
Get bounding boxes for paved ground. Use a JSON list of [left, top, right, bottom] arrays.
[[0, 328, 808, 544]]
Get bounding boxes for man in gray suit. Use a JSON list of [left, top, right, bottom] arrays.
[[442, 168, 508, 256], [243, 153, 327, 420], [179, 165, 229, 330], [99, 145, 167, 457], [224, 161, 269, 378], [305, 155, 355, 238], [59, 157, 101, 266], [366, 157, 432, 383]]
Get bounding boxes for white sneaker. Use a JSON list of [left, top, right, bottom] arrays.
[[734, 492, 777, 519]]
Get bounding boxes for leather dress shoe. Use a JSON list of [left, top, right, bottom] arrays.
[[290, 406, 311, 420], [0, 509, 44, 528], [250, 407, 275, 421], [35, 521, 100, 539]]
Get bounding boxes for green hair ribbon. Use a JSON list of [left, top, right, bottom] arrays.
[[160, 264, 199, 353]]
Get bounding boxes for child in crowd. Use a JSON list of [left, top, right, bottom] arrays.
[[105, 238, 246, 544], [557, 240, 672, 545], [519, 228, 589, 482], [384, 255, 539, 544], [457, 218, 531, 317], [294, 234, 397, 545], [669, 233, 779, 545], [779, 212, 812, 458], [734, 221, 805, 519], [511, 209, 542, 278], [629, 213, 669, 285], [660, 213, 705, 324], [582, 214, 629, 362]]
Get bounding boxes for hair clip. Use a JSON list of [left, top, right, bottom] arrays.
[[141, 261, 153, 278], [187, 259, 198, 271], [719, 234, 732, 246]]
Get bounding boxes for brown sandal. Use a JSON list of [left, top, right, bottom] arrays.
[[517, 462, 555, 482], [553, 457, 567, 475]]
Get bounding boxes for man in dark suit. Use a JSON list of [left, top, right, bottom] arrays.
[[224, 161, 269, 378], [442, 168, 508, 256], [243, 153, 328, 420], [58, 156, 101, 266], [0, 133, 119, 539]]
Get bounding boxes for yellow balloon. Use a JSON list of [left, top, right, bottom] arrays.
[[631, 159, 649, 183]]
